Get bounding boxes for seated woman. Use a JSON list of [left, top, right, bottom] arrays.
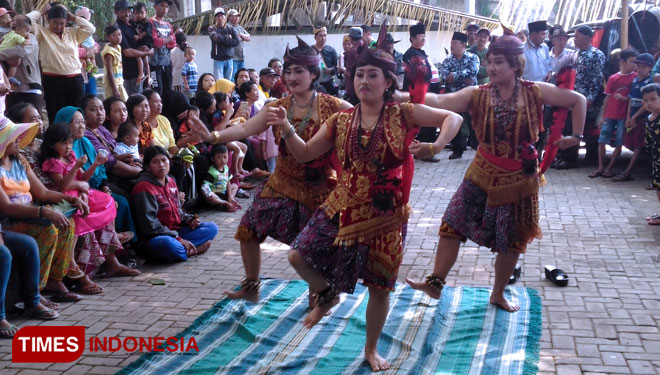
[[40, 122, 139, 278], [102, 97, 128, 139], [131, 146, 218, 262], [1, 227, 59, 338], [143, 90, 179, 155], [0, 121, 89, 303]]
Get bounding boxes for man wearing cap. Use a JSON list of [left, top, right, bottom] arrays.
[[549, 27, 574, 74], [149, 0, 176, 97], [0, 7, 11, 38], [469, 28, 490, 85], [227, 9, 250, 76], [208, 7, 239, 81], [465, 23, 479, 48], [313, 26, 339, 96], [342, 27, 364, 104], [384, 33, 404, 87], [441, 31, 479, 159], [257, 67, 278, 105], [114, 0, 153, 95], [522, 20, 551, 82], [555, 24, 605, 169]]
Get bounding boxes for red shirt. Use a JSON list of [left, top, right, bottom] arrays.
[[604, 72, 637, 120]]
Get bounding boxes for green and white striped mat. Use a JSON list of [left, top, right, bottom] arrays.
[[118, 279, 542, 375]]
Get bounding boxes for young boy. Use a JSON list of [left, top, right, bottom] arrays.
[[132, 2, 153, 87], [589, 48, 638, 178], [181, 47, 198, 97], [0, 15, 31, 86], [101, 25, 128, 101], [642, 83, 660, 225], [114, 122, 141, 166], [202, 144, 240, 212], [615, 53, 655, 181]]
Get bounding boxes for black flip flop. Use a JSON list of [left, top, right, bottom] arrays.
[[509, 264, 522, 284], [544, 265, 569, 287]]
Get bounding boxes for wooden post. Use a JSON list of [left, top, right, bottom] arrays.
[[621, 0, 628, 49]]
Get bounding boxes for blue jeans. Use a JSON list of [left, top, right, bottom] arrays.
[[142, 222, 218, 262], [0, 230, 41, 320], [214, 60, 233, 81], [598, 118, 625, 147], [232, 60, 245, 80]]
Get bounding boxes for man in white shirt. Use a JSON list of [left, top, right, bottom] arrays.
[[522, 20, 551, 82]]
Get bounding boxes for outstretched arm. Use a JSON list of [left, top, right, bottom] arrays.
[[191, 105, 271, 144], [394, 86, 477, 114], [267, 106, 334, 163], [408, 105, 463, 159], [536, 81, 587, 149]]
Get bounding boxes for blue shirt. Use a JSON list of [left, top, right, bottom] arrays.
[[441, 51, 480, 93], [522, 40, 551, 81], [181, 61, 198, 91], [629, 74, 653, 114]]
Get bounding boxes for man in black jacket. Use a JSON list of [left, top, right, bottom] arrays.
[[313, 26, 339, 96], [208, 7, 239, 81]]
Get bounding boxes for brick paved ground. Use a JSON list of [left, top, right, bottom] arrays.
[[1, 149, 659, 374]]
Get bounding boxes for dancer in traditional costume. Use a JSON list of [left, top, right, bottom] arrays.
[[404, 28, 587, 311], [268, 25, 462, 371], [191, 38, 351, 302]]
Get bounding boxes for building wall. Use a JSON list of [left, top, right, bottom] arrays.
[[187, 30, 455, 78]]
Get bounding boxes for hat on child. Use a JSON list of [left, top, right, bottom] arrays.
[[0, 120, 39, 159]]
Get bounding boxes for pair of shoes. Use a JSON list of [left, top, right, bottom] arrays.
[[544, 265, 569, 286], [612, 174, 633, 182], [422, 156, 440, 163], [448, 152, 463, 160], [24, 306, 59, 320], [49, 292, 82, 303], [602, 171, 614, 178], [554, 160, 576, 170], [647, 184, 656, 191], [235, 189, 250, 199], [588, 170, 603, 178], [240, 182, 256, 190], [647, 213, 660, 225], [0, 324, 17, 339], [509, 264, 522, 284]]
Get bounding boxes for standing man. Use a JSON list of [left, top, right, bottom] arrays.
[[469, 27, 490, 85], [465, 22, 479, 48], [384, 33, 404, 88], [313, 26, 339, 96], [441, 31, 479, 159], [361, 24, 374, 47], [208, 7, 239, 81], [555, 25, 605, 169], [227, 9, 249, 78], [150, 0, 176, 98], [549, 27, 573, 74], [342, 27, 363, 105], [115, 0, 153, 95], [522, 20, 551, 82]]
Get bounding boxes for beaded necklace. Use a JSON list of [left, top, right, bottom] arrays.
[[287, 92, 316, 135], [349, 103, 385, 163], [491, 79, 520, 142]]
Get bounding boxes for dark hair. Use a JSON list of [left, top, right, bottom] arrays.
[[188, 105, 200, 113], [175, 30, 188, 50], [126, 94, 148, 120], [620, 47, 639, 62], [192, 91, 215, 113], [360, 24, 371, 34], [142, 89, 159, 102], [102, 96, 125, 130], [40, 122, 71, 166], [184, 46, 195, 55], [79, 94, 101, 113], [268, 58, 282, 68], [213, 92, 228, 108], [233, 68, 248, 82], [13, 15, 31, 29], [104, 24, 119, 36], [134, 2, 147, 12], [352, 49, 397, 100], [143, 146, 170, 171], [6, 102, 36, 123], [642, 83, 660, 97], [237, 81, 257, 100], [282, 45, 321, 90], [210, 143, 228, 156], [247, 68, 257, 82], [485, 49, 526, 78], [47, 6, 67, 20], [197, 73, 215, 91], [117, 121, 138, 141]]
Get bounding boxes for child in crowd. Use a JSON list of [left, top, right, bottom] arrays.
[[132, 2, 153, 87], [616, 53, 656, 181], [171, 29, 188, 92], [115, 122, 142, 166], [181, 47, 198, 97], [212, 92, 249, 176], [589, 48, 638, 179], [0, 15, 31, 86], [75, 7, 100, 94], [643, 83, 660, 225], [101, 25, 128, 101], [202, 144, 240, 212]]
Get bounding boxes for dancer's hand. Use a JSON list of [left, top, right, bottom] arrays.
[[266, 107, 289, 128], [409, 141, 437, 159]]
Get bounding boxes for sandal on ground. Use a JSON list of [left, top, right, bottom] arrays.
[[544, 265, 569, 287], [40, 296, 59, 310], [235, 189, 250, 199], [648, 216, 660, 225], [104, 267, 140, 278], [612, 174, 633, 182], [588, 170, 603, 178], [646, 213, 660, 221], [509, 264, 522, 285], [602, 171, 615, 178], [240, 182, 256, 190], [23, 306, 59, 320], [251, 169, 271, 178], [0, 324, 17, 339], [49, 292, 82, 303], [72, 283, 103, 295], [647, 184, 656, 190]]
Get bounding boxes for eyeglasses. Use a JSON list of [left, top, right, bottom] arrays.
[[71, 120, 87, 125]]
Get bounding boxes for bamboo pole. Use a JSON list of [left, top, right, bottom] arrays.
[[621, 0, 628, 49]]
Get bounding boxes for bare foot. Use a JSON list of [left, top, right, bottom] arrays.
[[365, 350, 391, 372], [224, 288, 259, 303], [405, 278, 441, 299], [40, 296, 59, 310], [303, 295, 339, 328], [195, 241, 211, 255], [489, 294, 520, 312], [43, 280, 69, 295], [106, 263, 140, 277]]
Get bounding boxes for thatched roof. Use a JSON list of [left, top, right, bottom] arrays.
[[174, 0, 499, 36]]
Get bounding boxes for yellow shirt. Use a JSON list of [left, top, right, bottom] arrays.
[[151, 115, 176, 150], [27, 11, 95, 75]]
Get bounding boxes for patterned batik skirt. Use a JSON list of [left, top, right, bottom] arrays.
[[234, 186, 315, 245], [439, 179, 540, 254], [291, 209, 405, 294]]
